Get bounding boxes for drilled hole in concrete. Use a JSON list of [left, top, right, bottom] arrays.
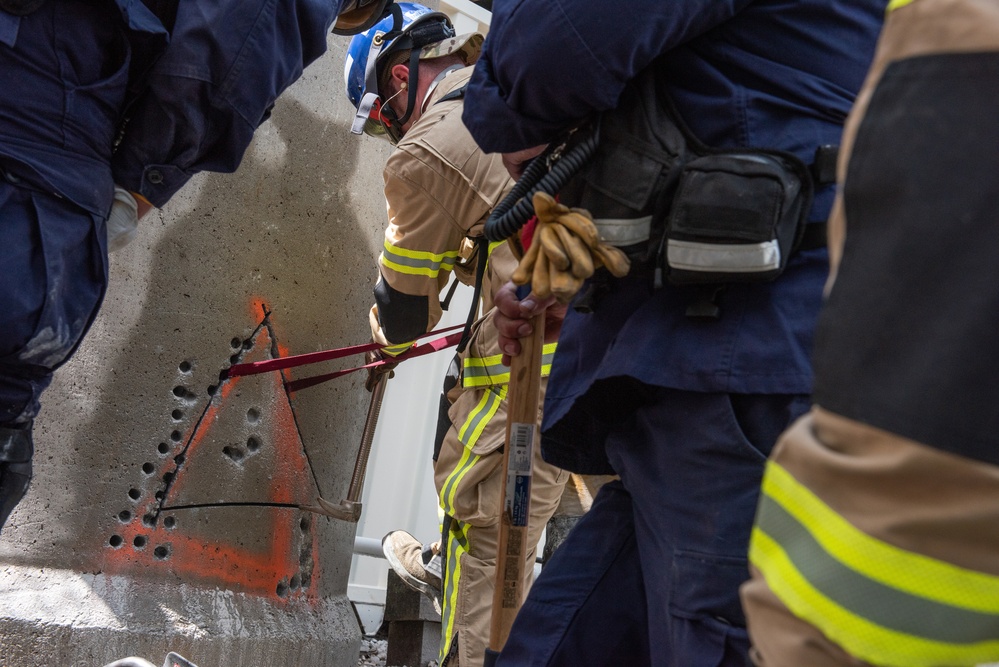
[[154, 491, 164, 501], [289, 574, 301, 590], [118, 510, 132, 522], [230, 337, 242, 349], [206, 385, 217, 396], [246, 408, 260, 424], [127, 488, 141, 501], [246, 436, 261, 452], [164, 516, 176, 530], [162, 471, 174, 484], [174, 454, 185, 465], [229, 353, 240, 365], [179, 361, 192, 373], [172, 385, 196, 401], [299, 516, 311, 532], [170, 430, 182, 442], [242, 339, 253, 350], [153, 545, 171, 560], [109, 535, 123, 548], [171, 409, 184, 421], [133, 535, 147, 549], [276, 580, 289, 598], [143, 514, 156, 527], [158, 442, 170, 455], [142, 462, 155, 475], [222, 445, 244, 463]]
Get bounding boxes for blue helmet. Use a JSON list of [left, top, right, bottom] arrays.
[[343, 2, 455, 144]]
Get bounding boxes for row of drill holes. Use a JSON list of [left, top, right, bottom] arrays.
[[110, 349, 240, 550], [107, 534, 171, 559]]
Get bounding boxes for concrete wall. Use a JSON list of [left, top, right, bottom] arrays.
[[0, 34, 395, 667]]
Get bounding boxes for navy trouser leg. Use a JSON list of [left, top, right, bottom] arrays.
[[496, 480, 651, 667], [605, 389, 810, 667], [0, 182, 107, 426], [0, 182, 106, 529], [500, 386, 808, 666]]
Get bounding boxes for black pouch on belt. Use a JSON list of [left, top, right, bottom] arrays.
[[662, 147, 813, 285]]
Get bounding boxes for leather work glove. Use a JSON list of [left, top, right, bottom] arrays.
[[365, 348, 397, 392], [511, 192, 631, 304]]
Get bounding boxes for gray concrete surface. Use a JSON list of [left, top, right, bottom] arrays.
[[0, 34, 395, 667]]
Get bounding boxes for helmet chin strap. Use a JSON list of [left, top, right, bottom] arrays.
[[391, 47, 424, 128]]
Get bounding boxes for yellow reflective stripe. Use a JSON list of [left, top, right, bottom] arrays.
[[887, 0, 916, 11], [380, 239, 459, 278], [751, 528, 999, 666], [764, 462, 999, 612], [540, 341, 557, 377], [462, 342, 559, 388], [752, 461, 999, 666], [440, 443, 479, 517], [381, 341, 413, 357], [440, 519, 472, 661], [456, 386, 507, 449]]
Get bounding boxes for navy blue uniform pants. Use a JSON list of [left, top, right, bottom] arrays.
[[0, 179, 107, 427], [497, 387, 810, 666]]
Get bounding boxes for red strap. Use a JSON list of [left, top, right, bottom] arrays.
[[285, 330, 465, 392], [226, 323, 465, 379]]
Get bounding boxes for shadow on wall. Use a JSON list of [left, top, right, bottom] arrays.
[[9, 97, 381, 604]]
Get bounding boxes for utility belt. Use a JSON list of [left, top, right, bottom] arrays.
[[556, 63, 837, 292]]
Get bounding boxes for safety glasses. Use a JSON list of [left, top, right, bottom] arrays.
[[363, 96, 405, 145]]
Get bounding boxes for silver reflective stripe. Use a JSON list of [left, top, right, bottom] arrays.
[[592, 216, 653, 247], [667, 239, 781, 273]]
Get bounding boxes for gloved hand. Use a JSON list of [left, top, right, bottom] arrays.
[[511, 192, 630, 304], [365, 348, 397, 392], [106, 186, 139, 252]]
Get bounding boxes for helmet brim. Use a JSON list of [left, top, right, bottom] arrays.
[[333, 0, 393, 36]]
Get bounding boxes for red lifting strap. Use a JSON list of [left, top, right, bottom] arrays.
[[225, 324, 466, 392]]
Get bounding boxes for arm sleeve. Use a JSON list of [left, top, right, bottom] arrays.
[[111, 0, 341, 207], [462, 0, 752, 153], [370, 149, 470, 345]]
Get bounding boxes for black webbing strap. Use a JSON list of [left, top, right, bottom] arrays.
[[455, 237, 489, 353]]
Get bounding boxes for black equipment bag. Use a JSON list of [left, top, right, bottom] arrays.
[[558, 61, 814, 286]]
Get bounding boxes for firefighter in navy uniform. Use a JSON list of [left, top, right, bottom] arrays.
[[0, 0, 393, 531], [462, 0, 884, 664]]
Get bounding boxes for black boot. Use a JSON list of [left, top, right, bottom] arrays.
[[0, 424, 33, 531]]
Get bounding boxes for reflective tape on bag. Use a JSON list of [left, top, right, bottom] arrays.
[[750, 461, 999, 667], [592, 215, 653, 247], [667, 238, 781, 273]]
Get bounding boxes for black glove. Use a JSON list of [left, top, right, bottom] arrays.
[[365, 348, 397, 392]]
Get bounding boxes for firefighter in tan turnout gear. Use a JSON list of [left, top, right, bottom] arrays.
[[741, 0, 999, 665], [344, 5, 601, 665]]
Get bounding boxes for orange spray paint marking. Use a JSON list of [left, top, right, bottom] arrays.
[[101, 301, 324, 602]]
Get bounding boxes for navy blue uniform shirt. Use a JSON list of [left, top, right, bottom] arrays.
[[0, 0, 345, 215]]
